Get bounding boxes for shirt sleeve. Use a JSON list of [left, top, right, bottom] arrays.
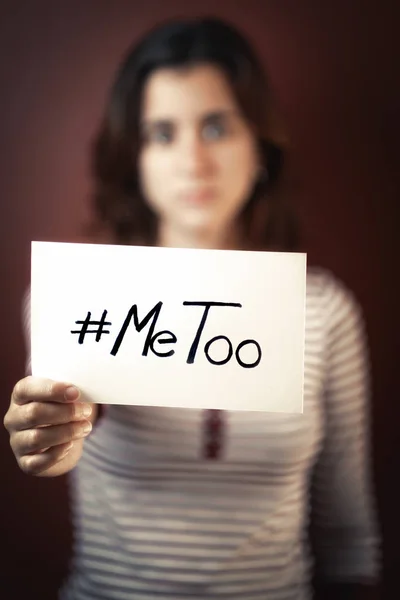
[[310, 273, 381, 583]]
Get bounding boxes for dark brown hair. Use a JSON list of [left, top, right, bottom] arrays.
[[88, 17, 299, 250]]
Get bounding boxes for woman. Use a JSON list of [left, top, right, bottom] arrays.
[[4, 17, 380, 600]]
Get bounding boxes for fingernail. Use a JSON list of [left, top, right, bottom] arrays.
[[83, 420, 92, 434], [65, 386, 80, 402], [82, 404, 92, 418], [60, 442, 73, 459], [74, 420, 92, 439]]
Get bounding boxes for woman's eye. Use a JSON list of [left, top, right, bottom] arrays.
[[143, 123, 174, 144], [152, 127, 173, 144], [202, 121, 227, 140]]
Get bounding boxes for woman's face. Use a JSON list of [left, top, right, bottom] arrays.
[[138, 63, 260, 242]]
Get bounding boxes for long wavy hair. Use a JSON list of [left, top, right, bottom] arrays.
[[88, 17, 299, 250]]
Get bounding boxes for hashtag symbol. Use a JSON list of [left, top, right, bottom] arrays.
[[71, 310, 112, 344]]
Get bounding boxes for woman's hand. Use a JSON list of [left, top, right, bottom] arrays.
[[3, 376, 97, 477]]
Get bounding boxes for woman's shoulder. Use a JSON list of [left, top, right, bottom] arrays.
[[306, 266, 364, 328], [307, 265, 356, 299]]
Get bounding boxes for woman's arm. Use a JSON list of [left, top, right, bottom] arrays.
[[310, 274, 381, 598]]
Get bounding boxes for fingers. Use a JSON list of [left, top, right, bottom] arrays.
[[19, 441, 76, 476], [12, 376, 80, 406], [5, 399, 92, 431], [11, 419, 92, 456], [4, 376, 95, 477]]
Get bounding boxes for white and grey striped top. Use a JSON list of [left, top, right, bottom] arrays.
[[26, 268, 380, 599]]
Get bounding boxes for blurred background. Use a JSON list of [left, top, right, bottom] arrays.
[[0, 1, 398, 598]]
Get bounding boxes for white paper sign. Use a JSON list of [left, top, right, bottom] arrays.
[[31, 242, 306, 413]]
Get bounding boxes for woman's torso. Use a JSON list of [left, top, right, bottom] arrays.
[[60, 269, 332, 600]]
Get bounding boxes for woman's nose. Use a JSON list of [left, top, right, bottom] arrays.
[[178, 133, 213, 177]]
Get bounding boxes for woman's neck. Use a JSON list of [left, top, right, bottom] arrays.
[[157, 223, 242, 251]]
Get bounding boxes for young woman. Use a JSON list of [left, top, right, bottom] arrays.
[[4, 17, 380, 600]]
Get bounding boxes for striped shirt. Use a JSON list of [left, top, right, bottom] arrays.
[[26, 268, 380, 599]]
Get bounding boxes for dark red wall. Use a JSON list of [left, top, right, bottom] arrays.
[[1, 1, 398, 598]]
